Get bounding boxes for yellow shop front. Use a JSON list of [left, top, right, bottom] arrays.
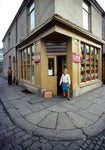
[[17, 16, 103, 97]]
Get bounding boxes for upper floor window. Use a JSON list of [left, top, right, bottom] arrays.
[[28, 1, 35, 32], [82, 0, 90, 31]]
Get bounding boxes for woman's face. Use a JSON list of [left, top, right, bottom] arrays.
[[64, 70, 67, 74]]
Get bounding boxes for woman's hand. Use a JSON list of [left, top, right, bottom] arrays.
[[67, 84, 70, 87], [59, 83, 61, 86]]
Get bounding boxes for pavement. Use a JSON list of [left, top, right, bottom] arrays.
[[0, 76, 105, 142]]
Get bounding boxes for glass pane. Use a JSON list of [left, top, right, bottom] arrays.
[[91, 47, 94, 80], [32, 65, 34, 82], [29, 2, 35, 13], [24, 49, 26, 80], [80, 43, 85, 83], [21, 52, 23, 79], [86, 45, 90, 81], [30, 10, 35, 31], [83, 1, 89, 12], [83, 10, 89, 30], [32, 45, 34, 65], [48, 58, 54, 76], [28, 65, 30, 81], [31, 45, 34, 82], [95, 48, 98, 79], [27, 48, 30, 65]]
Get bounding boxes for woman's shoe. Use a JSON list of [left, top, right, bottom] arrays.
[[67, 98, 70, 101], [62, 96, 66, 98]]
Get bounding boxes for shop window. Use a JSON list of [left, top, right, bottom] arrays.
[[21, 52, 23, 79], [82, 0, 90, 31], [91, 47, 94, 80], [24, 49, 26, 80], [80, 43, 99, 83], [27, 47, 30, 81], [95, 48, 98, 79], [86, 45, 90, 81], [80, 43, 85, 82], [28, 1, 35, 32], [48, 58, 54, 76], [31, 45, 35, 82]]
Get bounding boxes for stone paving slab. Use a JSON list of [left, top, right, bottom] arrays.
[[0, 76, 105, 141], [57, 112, 76, 130]]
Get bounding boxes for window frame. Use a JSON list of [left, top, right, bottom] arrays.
[[80, 43, 99, 84], [82, 0, 91, 31], [28, 1, 35, 33], [19, 45, 35, 84]]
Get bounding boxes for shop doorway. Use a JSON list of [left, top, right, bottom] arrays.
[[57, 56, 66, 95]]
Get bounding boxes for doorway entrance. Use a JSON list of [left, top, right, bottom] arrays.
[[57, 56, 66, 95]]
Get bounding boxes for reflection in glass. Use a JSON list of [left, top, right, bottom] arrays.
[[95, 48, 98, 79], [48, 58, 54, 76], [83, 10, 89, 30], [91, 47, 94, 80], [80, 43, 85, 82], [30, 11, 35, 31], [24, 49, 26, 80], [86, 45, 90, 81], [31, 45, 34, 82]]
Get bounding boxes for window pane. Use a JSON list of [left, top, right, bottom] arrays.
[[29, 2, 34, 13], [83, 1, 89, 12], [28, 66, 30, 81], [31, 45, 34, 82], [21, 52, 23, 79], [80, 43, 85, 82], [30, 10, 35, 31], [48, 58, 54, 76], [27, 48, 30, 65], [86, 45, 90, 81], [83, 10, 89, 30], [32, 45, 34, 65], [91, 47, 94, 80], [24, 49, 26, 80], [32, 65, 34, 82], [95, 48, 98, 79]]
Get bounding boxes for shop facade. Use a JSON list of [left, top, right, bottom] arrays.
[[3, 0, 104, 97], [17, 15, 102, 97]]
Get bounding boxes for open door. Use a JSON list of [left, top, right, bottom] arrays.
[[47, 56, 57, 95]]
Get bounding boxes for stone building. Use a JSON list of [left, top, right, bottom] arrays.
[[102, 12, 105, 84], [2, 0, 105, 97]]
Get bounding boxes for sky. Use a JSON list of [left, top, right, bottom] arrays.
[[0, 0, 105, 49]]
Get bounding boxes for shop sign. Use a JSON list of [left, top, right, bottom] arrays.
[[72, 52, 80, 63], [34, 52, 40, 63]]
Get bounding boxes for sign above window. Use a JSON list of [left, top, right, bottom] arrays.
[[72, 52, 80, 63], [34, 52, 40, 63]]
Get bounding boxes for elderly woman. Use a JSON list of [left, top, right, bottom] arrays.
[[59, 68, 71, 100]]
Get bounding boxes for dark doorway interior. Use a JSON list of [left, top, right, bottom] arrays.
[[57, 56, 66, 95]]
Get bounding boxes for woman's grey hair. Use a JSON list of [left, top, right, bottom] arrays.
[[64, 68, 67, 73]]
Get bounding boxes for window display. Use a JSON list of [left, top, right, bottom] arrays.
[[80, 43, 85, 82], [80, 43, 99, 83]]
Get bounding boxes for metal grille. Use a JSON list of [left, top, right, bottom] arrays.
[[46, 42, 67, 53]]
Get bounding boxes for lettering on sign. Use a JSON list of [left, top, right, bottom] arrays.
[[72, 52, 80, 63], [34, 52, 40, 63]]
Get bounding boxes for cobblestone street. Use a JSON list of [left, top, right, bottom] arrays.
[[0, 99, 105, 150]]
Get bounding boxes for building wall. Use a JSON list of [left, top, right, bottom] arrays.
[[35, 0, 54, 28], [91, 6, 102, 39], [55, 0, 83, 28], [17, 8, 28, 43], [102, 14, 105, 53], [55, 0, 102, 39]]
